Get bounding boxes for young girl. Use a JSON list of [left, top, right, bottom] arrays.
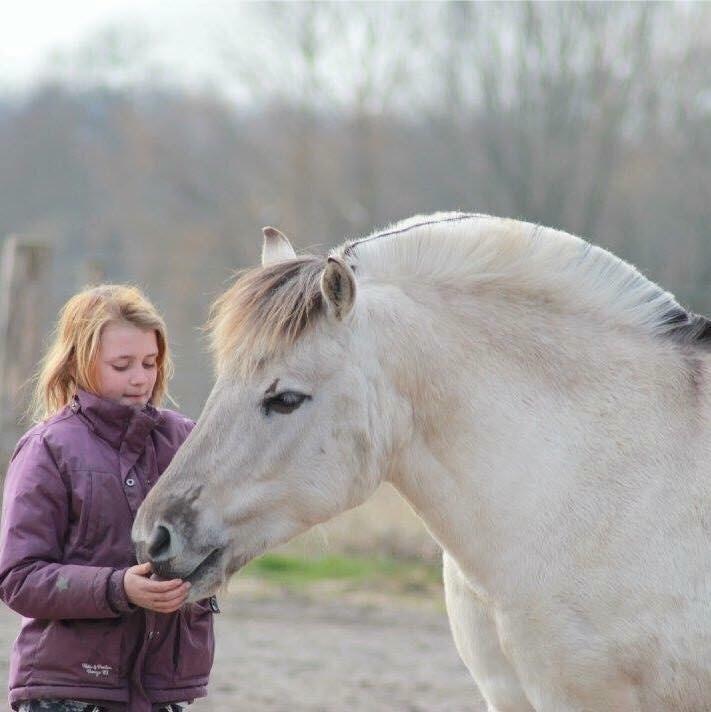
[[0, 285, 215, 712]]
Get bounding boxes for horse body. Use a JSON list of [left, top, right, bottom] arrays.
[[134, 214, 711, 710], [362, 226, 711, 709]]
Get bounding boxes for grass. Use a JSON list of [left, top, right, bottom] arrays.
[[242, 552, 442, 594]]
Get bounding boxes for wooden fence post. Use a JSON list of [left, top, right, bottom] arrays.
[[0, 236, 52, 471]]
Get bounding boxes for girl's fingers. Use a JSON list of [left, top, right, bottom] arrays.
[[154, 594, 188, 608], [142, 578, 187, 593], [130, 562, 153, 576], [153, 587, 190, 605], [151, 592, 189, 611]]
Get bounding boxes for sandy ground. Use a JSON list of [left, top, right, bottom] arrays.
[[0, 579, 485, 711]]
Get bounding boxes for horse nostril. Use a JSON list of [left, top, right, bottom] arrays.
[[147, 525, 172, 560]]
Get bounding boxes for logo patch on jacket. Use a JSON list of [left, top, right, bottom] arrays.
[[81, 663, 112, 677]]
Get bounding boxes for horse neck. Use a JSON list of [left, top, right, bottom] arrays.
[[367, 278, 704, 599]]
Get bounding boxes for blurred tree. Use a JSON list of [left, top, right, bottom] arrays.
[[432, 1, 661, 240], [217, 1, 425, 239]]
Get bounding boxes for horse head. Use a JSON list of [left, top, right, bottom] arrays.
[[132, 228, 398, 599]]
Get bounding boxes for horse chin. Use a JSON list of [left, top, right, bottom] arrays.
[[150, 547, 226, 600], [152, 545, 260, 601], [184, 548, 256, 601]]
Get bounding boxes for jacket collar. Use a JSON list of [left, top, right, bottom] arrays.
[[71, 389, 162, 451]]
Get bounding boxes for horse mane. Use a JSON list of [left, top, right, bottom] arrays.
[[341, 212, 711, 348], [209, 213, 710, 375]]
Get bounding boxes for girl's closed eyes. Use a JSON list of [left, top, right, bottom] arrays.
[[112, 361, 157, 372]]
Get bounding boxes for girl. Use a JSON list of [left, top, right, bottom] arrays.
[[0, 285, 215, 712]]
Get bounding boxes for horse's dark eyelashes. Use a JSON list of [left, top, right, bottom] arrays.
[[262, 391, 311, 416]]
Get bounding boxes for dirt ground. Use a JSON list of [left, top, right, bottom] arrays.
[[0, 577, 485, 712]]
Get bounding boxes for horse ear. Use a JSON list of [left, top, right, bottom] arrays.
[[320, 256, 356, 321], [262, 227, 296, 266]]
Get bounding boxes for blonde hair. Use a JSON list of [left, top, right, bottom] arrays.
[[31, 284, 174, 421]]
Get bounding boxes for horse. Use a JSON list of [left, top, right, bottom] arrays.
[[133, 212, 711, 711]]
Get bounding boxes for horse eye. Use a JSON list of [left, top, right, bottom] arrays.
[[262, 391, 311, 415]]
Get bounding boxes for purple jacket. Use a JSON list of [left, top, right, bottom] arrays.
[[0, 390, 215, 711]]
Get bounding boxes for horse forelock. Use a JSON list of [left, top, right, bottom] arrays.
[[208, 255, 327, 376]]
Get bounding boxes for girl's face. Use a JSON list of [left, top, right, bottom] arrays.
[[95, 322, 159, 407]]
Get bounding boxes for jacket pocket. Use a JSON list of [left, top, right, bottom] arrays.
[[32, 617, 123, 688], [175, 599, 215, 680], [70, 470, 118, 548], [68, 471, 133, 564], [85, 470, 131, 546]]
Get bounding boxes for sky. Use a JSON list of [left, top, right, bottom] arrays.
[[0, 1, 428, 111], [0, 1, 254, 93], [1, 1, 146, 85]]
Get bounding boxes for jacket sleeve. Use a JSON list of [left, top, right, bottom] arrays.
[[0, 434, 120, 620], [107, 566, 136, 614]]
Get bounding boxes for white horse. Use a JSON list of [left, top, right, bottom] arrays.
[[134, 213, 711, 711]]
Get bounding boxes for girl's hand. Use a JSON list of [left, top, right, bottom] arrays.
[[123, 562, 191, 613]]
